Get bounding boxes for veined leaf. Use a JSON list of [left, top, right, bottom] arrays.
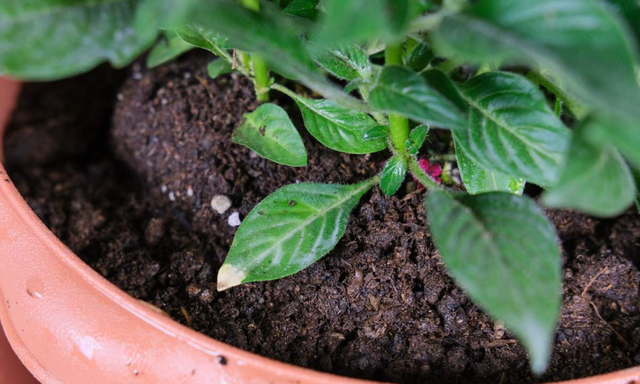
[[425, 190, 561, 374], [369, 67, 469, 131], [172, 25, 230, 59], [0, 0, 155, 80], [453, 72, 570, 187], [232, 104, 307, 167], [277, 87, 387, 154], [313, 44, 372, 81], [217, 179, 376, 290], [147, 30, 193, 68], [455, 140, 524, 195], [207, 59, 233, 79], [431, 0, 640, 122], [380, 156, 407, 196], [543, 121, 636, 217]]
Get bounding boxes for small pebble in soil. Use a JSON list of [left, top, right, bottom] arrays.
[[210, 195, 232, 214], [228, 212, 241, 227]]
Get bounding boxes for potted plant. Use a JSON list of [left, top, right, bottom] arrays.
[[1, 0, 640, 383]]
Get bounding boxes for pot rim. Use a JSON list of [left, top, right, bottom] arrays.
[[0, 78, 639, 384]]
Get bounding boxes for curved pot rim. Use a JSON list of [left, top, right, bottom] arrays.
[[0, 78, 638, 384]]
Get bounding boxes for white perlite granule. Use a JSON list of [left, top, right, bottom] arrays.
[[211, 195, 232, 214], [228, 212, 242, 227]]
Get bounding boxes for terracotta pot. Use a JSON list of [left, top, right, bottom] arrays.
[[0, 78, 639, 384]]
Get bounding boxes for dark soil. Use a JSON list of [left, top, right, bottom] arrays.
[[5, 55, 640, 384]]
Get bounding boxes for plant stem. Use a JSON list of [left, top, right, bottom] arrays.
[[239, 0, 270, 102], [526, 70, 586, 120], [385, 43, 410, 153], [408, 157, 441, 190]]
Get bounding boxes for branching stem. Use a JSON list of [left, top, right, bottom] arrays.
[[385, 43, 410, 153]]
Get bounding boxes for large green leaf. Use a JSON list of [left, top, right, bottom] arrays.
[[369, 67, 469, 131], [380, 156, 407, 196], [455, 141, 524, 195], [543, 122, 636, 217], [276, 87, 387, 154], [232, 104, 307, 167], [431, 0, 640, 122], [453, 72, 570, 187], [0, 0, 155, 79], [147, 30, 193, 68], [217, 179, 376, 290], [312, 44, 372, 81], [425, 190, 561, 374]]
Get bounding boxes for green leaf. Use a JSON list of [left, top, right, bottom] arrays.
[[0, 0, 156, 80], [408, 124, 430, 152], [313, 0, 388, 45], [404, 41, 434, 72], [217, 179, 376, 290], [431, 0, 640, 123], [543, 122, 636, 217], [147, 30, 193, 68], [605, 0, 640, 43], [632, 166, 640, 213], [425, 190, 561, 374], [380, 156, 407, 196], [455, 140, 524, 195], [276, 87, 387, 154], [584, 116, 640, 169], [232, 104, 307, 167], [283, 0, 319, 20], [453, 72, 570, 187], [363, 125, 389, 142], [312, 44, 372, 81], [207, 59, 233, 79], [369, 67, 469, 131], [172, 25, 230, 59]]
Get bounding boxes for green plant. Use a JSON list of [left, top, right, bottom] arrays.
[[2, 0, 640, 374]]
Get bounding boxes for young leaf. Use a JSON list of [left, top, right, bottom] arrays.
[[380, 156, 407, 196], [312, 44, 372, 81], [283, 0, 320, 21], [455, 141, 524, 195], [172, 25, 230, 59], [369, 67, 469, 131], [232, 104, 307, 167], [425, 190, 561, 374], [147, 30, 193, 68], [453, 72, 571, 187], [207, 59, 233, 79], [404, 41, 434, 72], [276, 87, 387, 154], [0, 0, 156, 80], [217, 179, 376, 290], [408, 125, 430, 152], [543, 122, 637, 217], [431, 0, 640, 123]]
